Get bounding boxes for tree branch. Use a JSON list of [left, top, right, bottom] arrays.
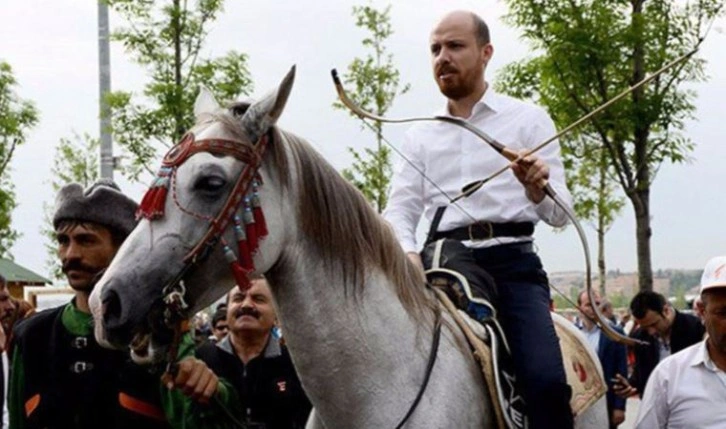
[[0, 137, 19, 178]]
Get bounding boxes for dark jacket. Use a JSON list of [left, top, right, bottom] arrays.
[[596, 324, 628, 418], [196, 335, 311, 429], [9, 304, 170, 429], [628, 310, 704, 396]]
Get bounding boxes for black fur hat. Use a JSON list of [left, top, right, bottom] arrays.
[[53, 179, 138, 237]]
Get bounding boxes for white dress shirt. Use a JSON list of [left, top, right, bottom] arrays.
[[635, 340, 726, 429], [582, 324, 602, 354], [383, 88, 573, 253]]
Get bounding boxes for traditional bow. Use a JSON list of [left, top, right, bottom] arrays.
[[456, 44, 701, 200]]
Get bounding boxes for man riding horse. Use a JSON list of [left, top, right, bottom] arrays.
[[383, 11, 574, 429]]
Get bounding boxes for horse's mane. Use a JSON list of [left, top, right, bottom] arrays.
[[276, 128, 437, 321], [206, 104, 435, 321]]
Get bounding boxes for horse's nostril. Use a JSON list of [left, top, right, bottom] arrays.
[[102, 289, 122, 326], [102, 289, 132, 344]]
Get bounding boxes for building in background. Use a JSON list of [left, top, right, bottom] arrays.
[[0, 258, 51, 299]]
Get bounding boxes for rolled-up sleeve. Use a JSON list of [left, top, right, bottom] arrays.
[[529, 108, 572, 227]]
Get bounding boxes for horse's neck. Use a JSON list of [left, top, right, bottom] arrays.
[[268, 246, 436, 426]]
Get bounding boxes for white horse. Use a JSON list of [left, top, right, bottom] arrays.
[[89, 67, 607, 428]]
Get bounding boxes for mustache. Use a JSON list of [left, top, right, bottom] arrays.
[[62, 260, 102, 276], [436, 64, 457, 75], [234, 307, 260, 319]]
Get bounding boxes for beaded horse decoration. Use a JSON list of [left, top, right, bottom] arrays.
[[136, 128, 269, 290]]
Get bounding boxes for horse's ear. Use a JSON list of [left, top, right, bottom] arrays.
[[240, 65, 296, 144], [194, 86, 221, 120]]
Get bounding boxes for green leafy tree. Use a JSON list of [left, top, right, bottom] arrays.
[[0, 178, 18, 259], [0, 61, 39, 258], [42, 133, 100, 281], [333, 3, 410, 213], [106, 0, 253, 181], [497, 0, 722, 291], [565, 144, 625, 294]]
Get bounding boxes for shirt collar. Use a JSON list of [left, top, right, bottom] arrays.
[[689, 340, 711, 368], [478, 85, 502, 114], [439, 83, 501, 118], [582, 323, 600, 334], [217, 331, 282, 359]]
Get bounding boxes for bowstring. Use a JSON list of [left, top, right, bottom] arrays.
[[355, 117, 483, 226]]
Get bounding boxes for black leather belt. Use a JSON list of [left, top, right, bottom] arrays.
[[432, 221, 534, 241]]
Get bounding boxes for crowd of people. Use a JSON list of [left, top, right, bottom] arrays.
[[0, 8, 722, 429], [571, 268, 725, 429]]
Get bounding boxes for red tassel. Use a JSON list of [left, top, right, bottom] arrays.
[[253, 207, 268, 238], [136, 173, 171, 220], [149, 186, 168, 217], [238, 239, 253, 271], [231, 261, 252, 290], [137, 187, 160, 219], [245, 222, 258, 252]]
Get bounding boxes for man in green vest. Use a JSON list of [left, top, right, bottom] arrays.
[[9, 179, 240, 429]]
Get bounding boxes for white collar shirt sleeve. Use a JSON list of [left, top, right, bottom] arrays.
[[383, 89, 573, 253]]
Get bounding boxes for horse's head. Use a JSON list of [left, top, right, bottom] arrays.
[[89, 67, 296, 364]]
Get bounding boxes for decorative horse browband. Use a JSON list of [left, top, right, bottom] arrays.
[[137, 131, 269, 291]]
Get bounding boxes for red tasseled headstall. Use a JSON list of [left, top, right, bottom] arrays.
[[251, 180, 268, 237], [137, 133, 196, 220], [234, 216, 254, 271], [143, 131, 270, 290], [231, 261, 252, 290], [243, 204, 259, 252], [136, 167, 172, 220], [238, 239, 253, 271]]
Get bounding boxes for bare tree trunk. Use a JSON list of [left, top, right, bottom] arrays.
[[597, 223, 606, 296], [630, 0, 654, 292], [597, 149, 607, 296], [628, 187, 653, 291]]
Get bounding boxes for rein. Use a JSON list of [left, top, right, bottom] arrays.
[[394, 308, 442, 429]]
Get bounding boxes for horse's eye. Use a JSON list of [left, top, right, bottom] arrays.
[[195, 176, 227, 193]]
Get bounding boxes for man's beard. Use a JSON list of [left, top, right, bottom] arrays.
[[438, 76, 477, 101]]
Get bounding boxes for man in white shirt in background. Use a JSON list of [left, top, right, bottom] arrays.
[[635, 255, 726, 429], [383, 10, 574, 429], [577, 290, 628, 428]]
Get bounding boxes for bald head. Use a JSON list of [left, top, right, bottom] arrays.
[[435, 10, 490, 46], [578, 289, 602, 306]]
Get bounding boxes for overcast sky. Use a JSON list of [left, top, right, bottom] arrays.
[[2, 0, 725, 281]]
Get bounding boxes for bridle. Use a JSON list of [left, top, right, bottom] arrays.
[[136, 129, 271, 360]]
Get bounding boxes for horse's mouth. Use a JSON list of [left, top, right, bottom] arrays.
[[128, 328, 171, 365], [130, 331, 152, 359], [127, 303, 175, 365]]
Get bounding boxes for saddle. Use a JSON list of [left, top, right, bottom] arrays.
[[422, 238, 606, 429], [422, 238, 525, 429]]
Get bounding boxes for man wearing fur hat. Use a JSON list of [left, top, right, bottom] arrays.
[[8, 180, 240, 429]]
